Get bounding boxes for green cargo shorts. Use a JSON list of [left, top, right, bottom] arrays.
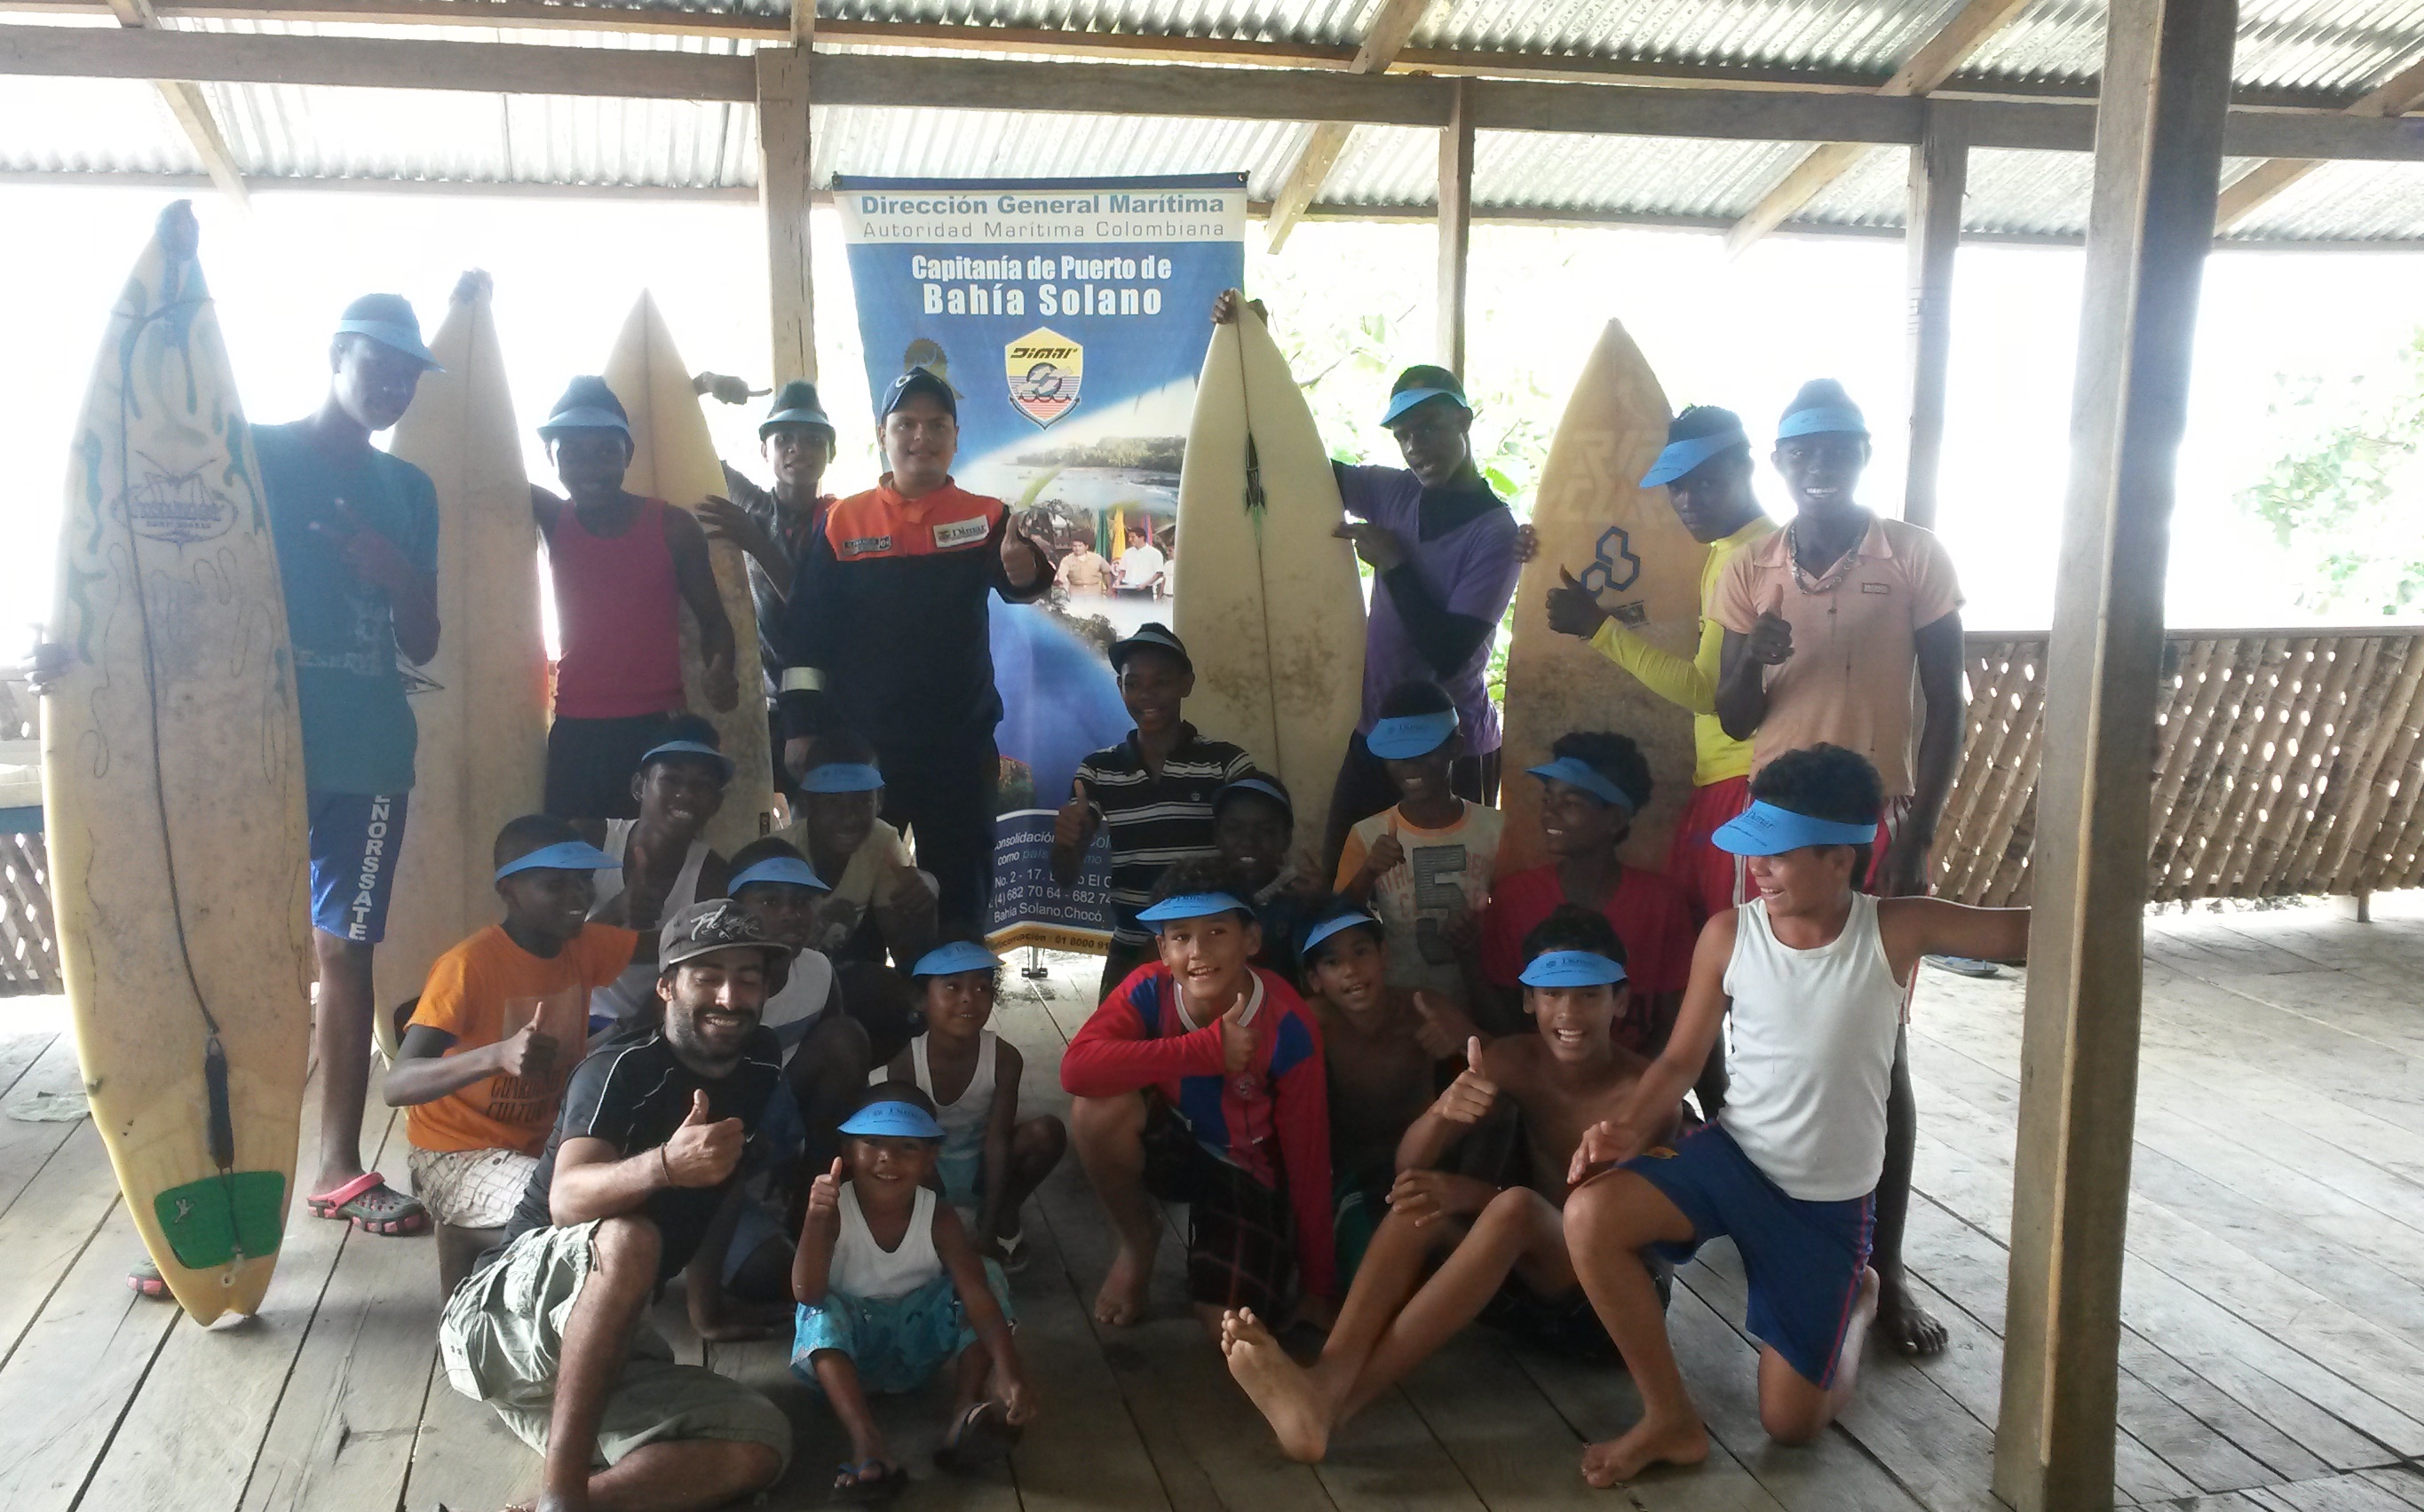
[[439, 1220, 792, 1473]]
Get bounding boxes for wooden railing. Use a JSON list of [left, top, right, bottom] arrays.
[[1934, 628, 2424, 906]]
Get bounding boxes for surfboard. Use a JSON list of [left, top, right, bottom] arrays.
[[1499, 321, 1697, 877], [377, 273, 549, 1057], [44, 202, 313, 1324], [601, 293, 775, 858], [1172, 297, 1366, 869]]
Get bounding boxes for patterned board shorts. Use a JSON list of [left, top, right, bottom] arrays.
[[408, 1145, 538, 1230], [1141, 1101, 1295, 1318], [791, 1262, 1014, 1396]]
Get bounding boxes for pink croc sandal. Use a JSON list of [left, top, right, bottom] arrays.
[[306, 1172, 430, 1236]]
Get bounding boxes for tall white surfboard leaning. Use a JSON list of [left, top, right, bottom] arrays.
[[44, 201, 313, 1324], [604, 294, 776, 857], [379, 272, 548, 1053], [1173, 297, 1366, 867]]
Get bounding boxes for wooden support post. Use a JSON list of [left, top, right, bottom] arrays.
[[1901, 106, 1965, 529], [755, 43, 813, 383], [1992, 3, 2237, 1509], [1436, 77, 1474, 379]]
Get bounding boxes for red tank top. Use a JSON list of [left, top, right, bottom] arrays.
[[547, 497, 687, 719]]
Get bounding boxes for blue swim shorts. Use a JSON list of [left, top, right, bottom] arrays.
[[1622, 1124, 1874, 1388], [307, 789, 410, 944]]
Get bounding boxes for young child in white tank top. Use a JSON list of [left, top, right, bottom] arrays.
[[1555, 746, 2031, 1489], [791, 1086, 1034, 1496]]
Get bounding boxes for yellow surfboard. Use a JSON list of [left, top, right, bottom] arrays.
[[603, 294, 776, 857], [378, 273, 549, 1053], [1173, 298, 1366, 868], [44, 202, 313, 1324], [1500, 321, 1697, 876]]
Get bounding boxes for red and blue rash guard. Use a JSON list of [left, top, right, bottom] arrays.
[[1061, 963, 1336, 1300]]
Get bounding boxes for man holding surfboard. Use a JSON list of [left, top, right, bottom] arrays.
[[775, 367, 1054, 935], [1707, 381, 1969, 1359], [1209, 295, 1526, 873]]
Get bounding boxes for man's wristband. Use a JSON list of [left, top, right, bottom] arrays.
[[658, 1144, 673, 1187]]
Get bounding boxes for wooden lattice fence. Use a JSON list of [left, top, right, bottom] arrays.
[[1932, 628, 2424, 906]]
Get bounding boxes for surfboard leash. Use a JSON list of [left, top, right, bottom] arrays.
[[1234, 330, 1286, 763]]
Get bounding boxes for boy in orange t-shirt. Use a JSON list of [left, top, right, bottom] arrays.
[[384, 814, 638, 1288]]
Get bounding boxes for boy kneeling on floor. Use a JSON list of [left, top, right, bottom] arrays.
[[1560, 744, 2029, 1487]]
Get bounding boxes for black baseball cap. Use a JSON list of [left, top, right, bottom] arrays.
[[879, 367, 957, 422]]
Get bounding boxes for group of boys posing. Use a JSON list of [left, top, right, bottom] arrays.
[[34, 274, 2024, 1508]]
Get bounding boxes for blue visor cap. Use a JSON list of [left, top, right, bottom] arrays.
[[728, 856, 828, 893], [538, 406, 633, 439], [800, 762, 883, 795], [840, 1099, 947, 1140], [1367, 709, 1460, 760], [1520, 949, 1628, 988], [1136, 891, 1251, 927], [1215, 775, 1293, 817], [495, 840, 621, 882], [1776, 405, 1869, 441], [914, 939, 1002, 977], [640, 740, 735, 780], [1527, 756, 1638, 812], [1713, 800, 1880, 857], [1641, 428, 1747, 487], [1381, 386, 1471, 427], [1301, 910, 1381, 958], [336, 318, 442, 371]]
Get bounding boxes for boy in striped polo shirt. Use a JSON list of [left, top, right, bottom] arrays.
[[1053, 622, 1258, 1001]]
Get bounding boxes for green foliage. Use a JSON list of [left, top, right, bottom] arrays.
[[2237, 331, 2424, 617]]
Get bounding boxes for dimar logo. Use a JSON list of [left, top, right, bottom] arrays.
[[1005, 326, 1081, 429]]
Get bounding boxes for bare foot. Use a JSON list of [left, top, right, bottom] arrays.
[[1094, 1245, 1152, 1327], [1220, 1308, 1331, 1463], [1874, 1271, 1945, 1357], [1580, 1413, 1710, 1487]]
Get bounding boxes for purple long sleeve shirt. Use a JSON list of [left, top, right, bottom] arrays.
[[1336, 463, 1522, 755]]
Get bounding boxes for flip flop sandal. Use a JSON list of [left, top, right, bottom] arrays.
[[995, 1230, 1028, 1274], [831, 1459, 907, 1505], [126, 1257, 172, 1300], [306, 1172, 431, 1236], [934, 1401, 1023, 1474], [1923, 954, 2003, 979]]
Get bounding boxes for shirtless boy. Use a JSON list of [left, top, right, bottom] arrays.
[[1221, 905, 1677, 1462]]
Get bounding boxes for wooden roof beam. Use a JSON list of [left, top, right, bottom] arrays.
[[2214, 49, 2424, 232], [1263, 0, 1435, 251], [1723, 0, 2032, 257], [103, 0, 248, 207]]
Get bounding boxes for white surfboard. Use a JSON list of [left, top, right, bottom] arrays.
[[1173, 298, 1366, 867], [604, 294, 776, 858], [379, 273, 549, 1053], [44, 202, 313, 1324]]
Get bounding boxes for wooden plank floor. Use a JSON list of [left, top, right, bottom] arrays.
[[4, 900, 2424, 1510]]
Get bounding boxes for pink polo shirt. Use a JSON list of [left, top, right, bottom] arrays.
[[1711, 514, 1962, 798]]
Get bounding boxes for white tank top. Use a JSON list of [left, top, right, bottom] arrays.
[[909, 1030, 996, 1160], [1717, 893, 1906, 1202], [590, 819, 710, 1024], [830, 1185, 943, 1301]]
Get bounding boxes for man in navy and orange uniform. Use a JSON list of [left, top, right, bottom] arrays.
[[776, 368, 1051, 935]]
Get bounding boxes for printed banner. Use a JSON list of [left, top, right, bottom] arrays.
[[836, 175, 1248, 954]]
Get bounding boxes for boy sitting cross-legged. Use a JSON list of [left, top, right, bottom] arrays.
[[1559, 744, 2030, 1487], [1061, 857, 1335, 1332], [385, 815, 635, 1292], [1219, 905, 1677, 1463]]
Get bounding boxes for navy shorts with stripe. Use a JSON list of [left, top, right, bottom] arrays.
[[1622, 1124, 1874, 1388], [307, 789, 409, 944]]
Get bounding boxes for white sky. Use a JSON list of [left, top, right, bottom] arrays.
[[4, 183, 2424, 653]]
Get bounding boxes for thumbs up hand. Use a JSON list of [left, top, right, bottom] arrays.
[[1410, 991, 1479, 1062], [1219, 992, 1256, 1075], [661, 1088, 744, 1187], [1435, 1036, 1498, 1125], [1545, 565, 1609, 640], [805, 1156, 844, 1223]]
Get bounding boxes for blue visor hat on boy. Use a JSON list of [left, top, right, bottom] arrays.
[[1712, 800, 1880, 856], [1640, 425, 1748, 487], [495, 840, 621, 882], [800, 762, 883, 794], [1136, 891, 1250, 927], [840, 1099, 947, 1140], [1776, 405, 1869, 440], [1215, 774, 1293, 816], [914, 940, 1001, 977], [728, 856, 828, 892], [1526, 756, 1637, 811], [639, 740, 735, 780], [1519, 949, 1628, 987], [1300, 910, 1380, 957], [1366, 709, 1459, 760]]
